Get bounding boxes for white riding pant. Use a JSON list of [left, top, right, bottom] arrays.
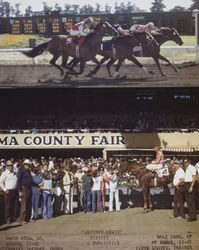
[[146, 163, 163, 171]]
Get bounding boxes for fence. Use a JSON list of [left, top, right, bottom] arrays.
[[0, 46, 197, 65]]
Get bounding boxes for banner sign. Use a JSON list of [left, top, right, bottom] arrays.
[[0, 133, 126, 149], [0, 132, 199, 149]]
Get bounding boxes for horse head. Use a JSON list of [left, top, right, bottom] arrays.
[[160, 27, 183, 46], [94, 21, 119, 37]]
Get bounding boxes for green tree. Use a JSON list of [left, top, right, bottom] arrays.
[[169, 6, 186, 12], [104, 4, 111, 13], [0, 1, 12, 17], [15, 3, 21, 16], [54, 3, 62, 12], [114, 1, 140, 13], [64, 4, 71, 12], [42, 2, 52, 12], [95, 3, 101, 13], [150, 0, 166, 12], [25, 6, 33, 16], [79, 4, 94, 14], [71, 5, 79, 14], [189, 0, 199, 10]]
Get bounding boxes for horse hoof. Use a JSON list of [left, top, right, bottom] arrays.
[[113, 72, 120, 78], [143, 209, 149, 213], [149, 70, 155, 75]]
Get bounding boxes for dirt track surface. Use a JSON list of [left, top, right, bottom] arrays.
[[0, 62, 199, 88], [0, 208, 198, 250]]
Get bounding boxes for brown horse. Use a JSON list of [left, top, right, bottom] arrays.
[[89, 27, 183, 77], [75, 31, 155, 77], [22, 21, 118, 76], [119, 160, 176, 212]]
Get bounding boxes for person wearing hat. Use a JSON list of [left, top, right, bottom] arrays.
[[17, 159, 33, 224], [183, 158, 197, 221], [70, 17, 95, 38], [170, 159, 185, 219], [130, 21, 156, 34], [81, 166, 93, 213], [0, 160, 18, 224]]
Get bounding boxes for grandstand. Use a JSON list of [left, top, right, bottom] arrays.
[[0, 87, 199, 159]]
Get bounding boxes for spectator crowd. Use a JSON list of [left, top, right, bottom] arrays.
[[0, 112, 199, 133], [0, 156, 121, 225], [0, 155, 198, 226]]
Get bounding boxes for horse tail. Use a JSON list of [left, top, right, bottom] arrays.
[[21, 41, 49, 58]]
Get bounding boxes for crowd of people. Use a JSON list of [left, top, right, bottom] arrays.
[[0, 112, 198, 133], [0, 154, 198, 226], [0, 156, 121, 225]]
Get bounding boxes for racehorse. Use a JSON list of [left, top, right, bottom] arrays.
[[82, 31, 156, 77], [119, 160, 176, 212], [22, 21, 118, 76], [89, 27, 183, 77]]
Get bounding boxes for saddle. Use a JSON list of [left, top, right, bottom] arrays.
[[64, 36, 85, 57]]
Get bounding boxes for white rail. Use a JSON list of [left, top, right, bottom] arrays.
[[0, 46, 197, 65]]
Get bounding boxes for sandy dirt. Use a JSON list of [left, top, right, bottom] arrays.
[[0, 208, 198, 250], [0, 62, 199, 88]]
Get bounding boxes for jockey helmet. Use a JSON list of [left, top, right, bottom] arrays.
[[146, 22, 155, 30], [85, 17, 94, 26]]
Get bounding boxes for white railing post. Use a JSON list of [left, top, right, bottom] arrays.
[[193, 9, 199, 63]]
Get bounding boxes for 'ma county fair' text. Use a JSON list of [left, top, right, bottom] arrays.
[[0, 135, 126, 147]]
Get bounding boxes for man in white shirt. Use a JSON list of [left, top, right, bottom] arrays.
[[0, 160, 18, 224], [108, 169, 120, 212], [170, 159, 185, 218], [195, 161, 199, 213], [184, 158, 197, 221]]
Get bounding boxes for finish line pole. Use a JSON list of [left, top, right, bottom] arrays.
[[193, 9, 199, 63]]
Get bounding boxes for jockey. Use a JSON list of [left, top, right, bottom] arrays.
[[130, 21, 156, 34], [146, 146, 164, 172], [69, 17, 95, 37], [114, 24, 129, 36]]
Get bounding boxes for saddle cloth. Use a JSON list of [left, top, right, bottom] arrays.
[[133, 44, 143, 57], [155, 161, 169, 177], [100, 40, 115, 51], [64, 36, 85, 48]]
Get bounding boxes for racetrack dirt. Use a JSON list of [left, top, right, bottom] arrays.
[[0, 208, 198, 250], [0, 62, 198, 88]]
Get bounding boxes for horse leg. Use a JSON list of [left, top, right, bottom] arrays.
[[142, 187, 149, 213], [127, 56, 154, 75], [148, 193, 153, 212], [86, 57, 102, 77], [106, 58, 117, 77], [78, 60, 86, 75], [157, 54, 179, 72], [113, 58, 125, 78], [50, 55, 64, 76], [152, 56, 168, 76]]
